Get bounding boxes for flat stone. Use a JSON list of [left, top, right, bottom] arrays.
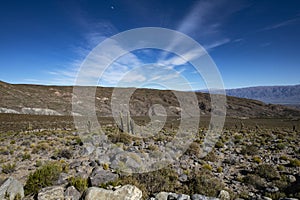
[[83, 185, 142, 200], [37, 186, 64, 200]]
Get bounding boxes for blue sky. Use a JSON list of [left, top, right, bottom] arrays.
[[0, 0, 300, 90]]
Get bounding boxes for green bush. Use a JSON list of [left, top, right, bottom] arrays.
[[2, 163, 16, 174], [108, 132, 133, 145], [215, 141, 224, 148], [24, 162, 62, 196], [189, 169, 225, 196], [241, 145, 259, 156], [243, 174, 265, 190], [252, 156, 262, 163], [68, 177, 88, 192], [22, 153, 31, 161], [255, 164, 279, 180], [185, 142, 201, 157], [119, 167, 179, 199], [289, 159, 300, 167]]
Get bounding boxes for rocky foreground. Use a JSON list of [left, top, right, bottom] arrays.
[[0, 124, 299, 200], [1, 178, 232, 200]]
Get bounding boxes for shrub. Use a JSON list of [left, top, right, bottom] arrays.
[[215, 141, 224, 148], [289, 159, 300, 167], [24, 162, 62, 196], [108, 132, 132, 145], [68, 177, 88, 192], [119, 167, 179, 198], [14, 193, 22, 200], [241, 145, 259, 156], [255, 164, 279, 180], [280, 155, 288, 160], [264, 192, 286, 200], [217, 166, 223, 173], [189, 169, 225, 196], [252, 156, 262, 163], [148, 144, 159, 151], [202, 164, 213, 171], [57, 149, 72, 159], [103, 163, 109, 170], [185, 142, 201, 157], [2, 163, 16, 174], [276, 143, 285, 150], [243, 174, 266, 190], [22, 153, 31, 161]]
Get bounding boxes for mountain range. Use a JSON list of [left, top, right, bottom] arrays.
[[0, 80, 300, 118], [225, 85, 300, 109]]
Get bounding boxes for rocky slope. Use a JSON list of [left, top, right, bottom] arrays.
[[1, 81, 300, 118]]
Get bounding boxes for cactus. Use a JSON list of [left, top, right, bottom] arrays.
[[119, 112, 124, 132], [87, 120, 92, 133], [130, 117, 134, 134]]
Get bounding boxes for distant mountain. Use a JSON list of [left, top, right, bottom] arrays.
[[225, 85, 300, 109], [0, 80, 300, 118]]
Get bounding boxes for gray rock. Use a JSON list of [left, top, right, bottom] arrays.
[[218, 190, 230, 200], [80, 144, 95, 156], [0, 177, 24, 200], [168, 193, 178, 200], [97, 154, 111, 165], [56, 172, 69, 185], [287, 175, 296, 183], [64, 186, 81, 200], [155, 192, 169, 200], [177, 194, 191, 200], [89, 167, 119, 186], [191, 194, 220, 200], [37, 186, 64, 200], [266, 187, 279, 193], [83, 185, 142, 200], [179, 174, 188, 182], [70, 160, 82, 169], [262, 197, 273, 200]]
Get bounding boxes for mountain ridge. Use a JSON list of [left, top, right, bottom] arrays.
[[0, 80, 300, 118]]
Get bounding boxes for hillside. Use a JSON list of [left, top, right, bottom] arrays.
[[226, 85, 300, 108], [0, 81, 300, 118]]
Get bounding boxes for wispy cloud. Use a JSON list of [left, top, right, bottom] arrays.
[[47, 0, 241, 89], [260, 17, 300, 32]]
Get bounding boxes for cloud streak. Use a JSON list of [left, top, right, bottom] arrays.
[[260, 17, 300, 32]]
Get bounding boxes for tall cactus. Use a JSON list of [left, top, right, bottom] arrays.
[[87, 120, 92, 133], [119, 112, 124, 132]]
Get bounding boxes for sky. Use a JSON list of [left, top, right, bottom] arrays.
[[0, 0, 300, 90]]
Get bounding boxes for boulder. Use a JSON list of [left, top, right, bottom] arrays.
[[218, 190, 230, 200], [37, 186, 64, 200], [89, 167, 119, 186], [154, 192, 169, 200], [191, 194, 220, 200], [64, 186, 81, 200], [83, 185, 142, 200], [0, 177, 24, 200], [154, 192, 190, 200]]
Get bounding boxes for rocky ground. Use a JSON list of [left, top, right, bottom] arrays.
[[0, 122, 299, 200]]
